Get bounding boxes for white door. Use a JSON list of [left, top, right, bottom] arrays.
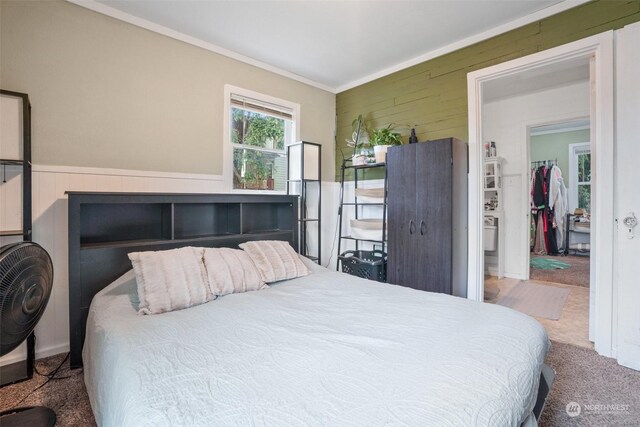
[[615, 22, 640, 370]]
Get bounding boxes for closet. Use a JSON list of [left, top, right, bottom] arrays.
[[530, 160, 569, 256], [386, 137, 468, 296]]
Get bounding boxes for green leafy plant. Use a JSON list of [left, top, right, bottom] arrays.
[[345, 114, 371, 149], [370, 125, 403, 146]]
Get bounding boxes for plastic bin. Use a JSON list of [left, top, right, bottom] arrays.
[[338, 250, 387, 282]]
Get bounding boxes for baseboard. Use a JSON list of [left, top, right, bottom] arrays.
[[617, 345, 640, 371], [485, 266, 499, 277], [0, 343, 69, 367]]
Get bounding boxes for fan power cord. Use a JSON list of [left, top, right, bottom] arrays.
[[13, 352, 71, 407], [33, 352, 73, 380], [324, 212, 340, 269]]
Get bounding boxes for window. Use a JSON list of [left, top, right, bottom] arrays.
[[569, 142, 591, 213], [227, 91, 297, 191], [576, 150, 591, 211]]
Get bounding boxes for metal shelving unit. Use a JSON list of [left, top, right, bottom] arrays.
[[287, 141, 321, 264], [336, 159, 388, 273], [1, 89, 34, 388], [0, 90, 31, 243]]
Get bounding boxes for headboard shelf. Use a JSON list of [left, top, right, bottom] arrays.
[[80, 238, 168, 250], [68, 192, 299, 368]]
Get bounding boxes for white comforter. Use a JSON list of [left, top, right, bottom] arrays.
[[84, 261, 549, 427]]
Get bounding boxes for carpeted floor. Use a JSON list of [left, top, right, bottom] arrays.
[[0, 354, 95, 426], [1, 342, 639, 426], [540, 341, 640, 426], [530, 254, 590, 287]]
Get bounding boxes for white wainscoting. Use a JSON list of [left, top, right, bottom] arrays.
[[0, 165, 348, 366]]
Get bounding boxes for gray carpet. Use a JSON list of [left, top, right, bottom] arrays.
[[0, 354, 95, 426], [540, 341, 640, 426], [496, 282, 570, 320], [1, 342, 639, 426]]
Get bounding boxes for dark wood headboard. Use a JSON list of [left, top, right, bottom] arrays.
[[67, 192, 298, 368]]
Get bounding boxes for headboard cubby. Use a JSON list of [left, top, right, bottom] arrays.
[[67, 192, 298, 368]]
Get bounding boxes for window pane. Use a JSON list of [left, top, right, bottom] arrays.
[[231, 107, 286, 150], [578, 184, 591, 212], [233, 148, 286, 191], [578, 153, 591, 183]]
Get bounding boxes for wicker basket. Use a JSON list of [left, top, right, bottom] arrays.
[[338, 250, 386, 282]]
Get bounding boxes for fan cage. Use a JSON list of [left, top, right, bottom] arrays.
[[0, 242, 53, 357]]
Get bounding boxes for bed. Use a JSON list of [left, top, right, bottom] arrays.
[[83, 259, 549, 426], [69, 193, 552, 426]]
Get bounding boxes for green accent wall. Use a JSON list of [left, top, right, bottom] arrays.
[[530, 129, 590, 187], [335, 0, 640, 181]]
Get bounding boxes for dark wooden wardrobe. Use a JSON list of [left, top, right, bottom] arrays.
[[386, 138, 468, 296]]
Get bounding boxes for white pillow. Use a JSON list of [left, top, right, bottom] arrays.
[[202, 247, 267, 296], [239, 240, 310, 283], [128, 246, 211, 315]]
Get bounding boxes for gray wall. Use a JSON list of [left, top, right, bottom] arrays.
[[0, 1, 336, 177]]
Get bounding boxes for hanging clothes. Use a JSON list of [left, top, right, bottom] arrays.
[[529, 162, 567, 255], [548, 165, 568, 251], [531, 165, 548, 254], [533, 166, 547, 207], [532, 210, 547, 255], [544, 167, 559, 255]]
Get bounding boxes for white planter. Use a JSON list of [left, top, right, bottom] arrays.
[[373, 145, 391, 163]]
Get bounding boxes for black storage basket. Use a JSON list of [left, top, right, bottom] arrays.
[[338, 250, 386, 282]]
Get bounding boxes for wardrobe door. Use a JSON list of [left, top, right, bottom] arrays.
[[387, 144, 417, 287], [415, 139, 453, 293]]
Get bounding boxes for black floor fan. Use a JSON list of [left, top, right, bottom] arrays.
[[0, 242, 56, 426]]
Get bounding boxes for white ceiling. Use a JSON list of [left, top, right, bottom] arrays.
[[86, 0, 582, 92]]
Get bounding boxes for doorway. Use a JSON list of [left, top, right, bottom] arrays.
[[485, 119, 592, 348], [467, 32, 615, 357]]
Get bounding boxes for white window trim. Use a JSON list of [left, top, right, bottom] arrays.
[[223, 84, 301, 193], [568, 141, 591, 212]]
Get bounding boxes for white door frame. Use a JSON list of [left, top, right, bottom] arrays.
[[467, 31, 615, 357]]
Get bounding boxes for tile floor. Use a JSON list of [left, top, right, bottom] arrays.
[[485, 276, 592, 349]]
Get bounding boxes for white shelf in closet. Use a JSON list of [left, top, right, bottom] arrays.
[[484, 157, 504, 279]]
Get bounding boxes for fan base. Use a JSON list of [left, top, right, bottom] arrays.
[[0, 406, 56, 427], [0, 332, 36, 388], [0, 359, 33, 387]]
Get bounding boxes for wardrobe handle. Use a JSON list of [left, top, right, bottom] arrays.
[[409, 220, 415, 235], [420, 220, 426, 236]]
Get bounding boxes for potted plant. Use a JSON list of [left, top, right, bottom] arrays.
[[370, 125, 403, 163], [345, 115, 371, 165]]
